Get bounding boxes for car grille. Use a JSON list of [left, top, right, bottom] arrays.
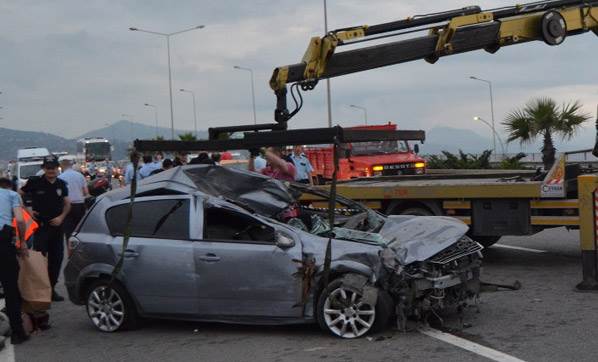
[[429, 236, 483, 264]]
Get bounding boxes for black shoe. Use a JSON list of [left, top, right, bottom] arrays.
[[10, 332, 30, 345], [51, 291, 65, 302]]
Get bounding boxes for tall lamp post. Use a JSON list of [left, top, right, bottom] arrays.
[[474, 116, 505, 157], [470, 76, 497, 157], [129, 25, 205, 139], [179, 89, 198, 137], [233, 66, 257, 125], [323, 0, 333, 127], [144, 103, 159, 138], [350, 104, 368, 125]]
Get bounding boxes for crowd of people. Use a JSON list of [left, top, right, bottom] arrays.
[[1, 157, 85, 345]]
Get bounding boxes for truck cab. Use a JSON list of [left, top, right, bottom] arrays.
[[305, 123, 426, 183]]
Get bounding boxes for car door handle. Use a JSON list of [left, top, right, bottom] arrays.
[[122, 249, 140, 258], [199, 253, 221, 262]]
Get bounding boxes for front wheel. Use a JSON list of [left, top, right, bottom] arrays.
[[86, 280, 138, 332], [317, 277, 391, 338]]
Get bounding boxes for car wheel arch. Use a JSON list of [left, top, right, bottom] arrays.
[[312, 263, 376, 313]]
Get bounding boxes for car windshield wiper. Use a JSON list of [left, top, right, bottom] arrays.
[[152, 200, 184, 235]]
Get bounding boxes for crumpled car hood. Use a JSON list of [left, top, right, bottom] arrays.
[[380, 215, 469, 265]]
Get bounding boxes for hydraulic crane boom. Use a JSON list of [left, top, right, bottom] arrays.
[[270, 0, 598, 125]]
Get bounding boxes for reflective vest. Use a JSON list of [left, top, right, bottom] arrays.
[[12, 209, 39, 248]]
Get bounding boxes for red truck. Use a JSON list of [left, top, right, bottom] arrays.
[[305, 123, 426, 183]]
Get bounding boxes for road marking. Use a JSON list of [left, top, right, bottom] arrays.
[[419, 327, 525, 362], [0, 299, 16, 362], [494, 244, 547, 253]]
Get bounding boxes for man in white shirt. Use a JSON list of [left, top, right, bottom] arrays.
[[58, 159, 89, 242]]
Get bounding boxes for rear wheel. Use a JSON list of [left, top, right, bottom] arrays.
[[86, 280, 138, 332], [317, 277, 391, 338]]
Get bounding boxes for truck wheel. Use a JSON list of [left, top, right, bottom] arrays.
[[399, 207, 433, 216], [472, 236, 501, 248], [86, 280, 138, 332], [317, 276, 392, 339]]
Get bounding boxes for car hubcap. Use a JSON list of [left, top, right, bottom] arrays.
[[323, 286, 376, 338], [87, 286, 125, 332]]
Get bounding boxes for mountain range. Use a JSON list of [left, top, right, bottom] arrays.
[[0, 121, 594, 162]]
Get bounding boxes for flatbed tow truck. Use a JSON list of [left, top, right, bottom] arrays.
[[135, 0, 598, 289]]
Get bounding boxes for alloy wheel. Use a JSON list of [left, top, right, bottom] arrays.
[[87, 286, 125, 332], [323, 286, 376, 338]]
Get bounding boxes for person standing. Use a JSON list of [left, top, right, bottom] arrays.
[[249, 147, 296, 182], [0, 177, 29, 344], [139, 155, 161, 179], [20, 157, 71, 302], [291, 145, 314, 184], [123, 154, 142, 186], [58, 159, 89, 242]]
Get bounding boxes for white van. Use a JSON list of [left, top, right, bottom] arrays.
[[16, 147, 51, 188]]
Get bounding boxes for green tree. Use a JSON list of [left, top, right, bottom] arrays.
[[503, 97, 590, 170], [178, 132, 197, 141], [427, 150, 492, 169], [154, 135, 165, 141]]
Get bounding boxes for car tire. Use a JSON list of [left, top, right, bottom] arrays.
[[317, 276, 392, 339], [85, 280, 138, 332]]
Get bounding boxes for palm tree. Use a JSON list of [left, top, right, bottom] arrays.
[[178, 132, 197, 141], [503, 97, 590, 170]]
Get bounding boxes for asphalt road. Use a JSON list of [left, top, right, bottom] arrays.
[[6, 227, 598, 362]]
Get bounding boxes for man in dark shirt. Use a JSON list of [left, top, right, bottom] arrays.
[[20, 157, 71, 302]]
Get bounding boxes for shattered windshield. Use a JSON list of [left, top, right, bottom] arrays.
[[291, 186, 386, 242]]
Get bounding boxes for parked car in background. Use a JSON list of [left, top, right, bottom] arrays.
[[65, 165, 482, 338]]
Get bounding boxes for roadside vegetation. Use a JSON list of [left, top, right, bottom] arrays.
[[503, 97, 590, 170]]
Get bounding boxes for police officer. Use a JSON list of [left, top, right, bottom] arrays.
[[290, 145, 314, 184], [20, 157, 71, 302], [0, 177, 29, 344]]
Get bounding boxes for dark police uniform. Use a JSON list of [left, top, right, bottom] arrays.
[[0, 186, 26, 339], [21, 176, 69, 289]]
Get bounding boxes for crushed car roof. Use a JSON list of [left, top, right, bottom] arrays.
[[105, 165, 297, 217]]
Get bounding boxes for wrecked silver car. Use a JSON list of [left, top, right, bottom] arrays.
[[64, 165, 481, 338]]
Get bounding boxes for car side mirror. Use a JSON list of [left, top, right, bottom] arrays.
[[413, 144, 420, 154], [276, 232, 295, 249]]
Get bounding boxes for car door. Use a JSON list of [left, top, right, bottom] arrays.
[[194, 204, 303, 318], [106, 195, 199, 316]]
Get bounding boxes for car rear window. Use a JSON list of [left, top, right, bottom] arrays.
[[106, 199, 190, 239]]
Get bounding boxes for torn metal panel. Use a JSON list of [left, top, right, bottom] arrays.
[[380, 215, 470, 265]]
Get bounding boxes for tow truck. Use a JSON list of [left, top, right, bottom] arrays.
[[135, 0, 598, 288], [305, 123, 426, 184]]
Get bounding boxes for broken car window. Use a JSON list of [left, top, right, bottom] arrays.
[[203, 207, 275, 243]]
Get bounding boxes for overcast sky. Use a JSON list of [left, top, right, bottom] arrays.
[[1, 0, 597, 148]]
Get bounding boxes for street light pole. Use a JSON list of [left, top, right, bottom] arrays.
[[324, 0, 333, 127], [179, 89, 198, 137], [129, 25, 205, 139], [474, 116, 505, 157], [470, 76, 497, 157], [350, 104, 368, 125], [233, 66, 257, 125], [144, 103, 159, 138]]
